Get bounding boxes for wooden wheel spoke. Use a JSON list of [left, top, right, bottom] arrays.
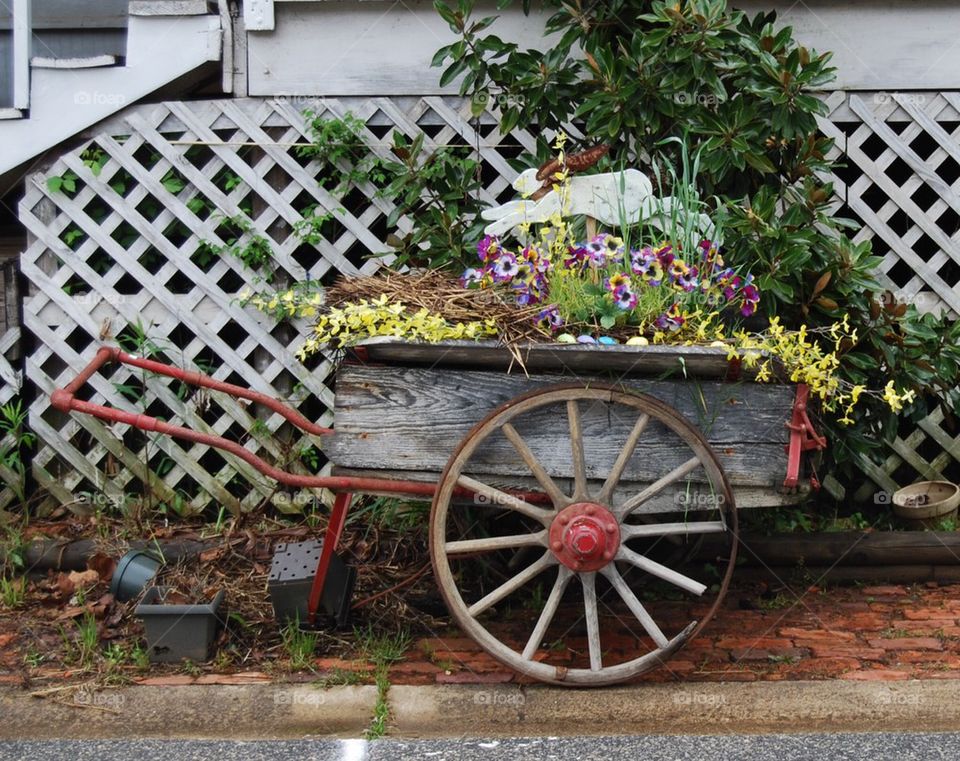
[[457, 475, 553, 524], [581, 571, 603, 671], [617, 455, 702, 518], [598, 413, 650, 504], [467, 552, 555, 617], [567, 400, 588, 501], [601, 565, 669, 649], [501, 423, 569, 508], [617, 545, 707, 596], [522, 566, 573, 660], [620, 520, 726, 540], [446, 530, 548, 556]]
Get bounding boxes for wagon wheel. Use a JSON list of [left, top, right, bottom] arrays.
[[429, 383, 737, 686]]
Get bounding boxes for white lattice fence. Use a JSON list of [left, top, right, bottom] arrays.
[[18, 96, 534, 515], [819, 92, 960, 498], [13, 93, 960, 512]]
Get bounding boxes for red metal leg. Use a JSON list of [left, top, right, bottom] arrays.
[[783, 383, 828, 489], [307, 492, 352, 625]]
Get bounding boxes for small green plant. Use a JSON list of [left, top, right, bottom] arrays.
[[281, 618, 319, 671], [23, 647, 43, 668], [757, 591, 793, 611], [767, 653, 799, 665], [0, 400, 36, 501], [200, 214, 276, 281], [64, 613, 99, 669], [46, 170, 79, 195], [293, 204, 341, 246], [130, 644, 150, 671], [181, 659, 203, 677], [355, 624, 411, 740], [0, 576, 25, 608], [315, 668, 363, 687]]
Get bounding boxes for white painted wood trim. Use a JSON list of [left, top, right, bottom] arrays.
[[0, 108, 24, 121], [31, 55, 118, 69], [243, 0, 274, 31], [12, 0, 31, 110], [129, 0, 213, 15]]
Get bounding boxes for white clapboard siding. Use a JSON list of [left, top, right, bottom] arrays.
[[8, 92, 960, 515], [248, 1, 960, 96]]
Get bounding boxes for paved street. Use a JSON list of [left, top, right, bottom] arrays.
[[2, 735, 959, 761]]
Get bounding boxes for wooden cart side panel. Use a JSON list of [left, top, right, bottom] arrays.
[[325, 364, 795, 489]]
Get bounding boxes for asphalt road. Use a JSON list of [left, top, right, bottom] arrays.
[[2, 735, 959, 761]]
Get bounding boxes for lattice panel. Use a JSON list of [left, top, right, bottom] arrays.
[[13, 94, 960, 512], [818, 92, 960, 497], [18, 96, 536, 515]]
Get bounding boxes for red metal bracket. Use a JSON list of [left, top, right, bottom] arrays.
[[783, 383, 827, 490], [308, 491, 352, 625]]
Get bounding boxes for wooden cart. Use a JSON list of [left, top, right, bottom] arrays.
[[54, 340, 825, 686]]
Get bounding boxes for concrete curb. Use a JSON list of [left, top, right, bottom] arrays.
[[4, 679, 960, 739]]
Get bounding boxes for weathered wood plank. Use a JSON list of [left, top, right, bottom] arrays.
[[325, 364, 793, 489]]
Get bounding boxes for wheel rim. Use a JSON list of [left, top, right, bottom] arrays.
[[429, 383, 738, 686]]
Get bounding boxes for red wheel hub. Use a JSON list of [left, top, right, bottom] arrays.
[[549, 502, 620, 572]]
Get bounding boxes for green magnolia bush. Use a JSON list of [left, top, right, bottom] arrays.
[[431, 0, 960, 489]]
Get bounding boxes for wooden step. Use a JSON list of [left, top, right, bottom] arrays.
[[31, 55, 118, 69]]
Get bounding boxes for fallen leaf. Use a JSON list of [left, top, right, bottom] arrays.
[[87, 553, 116, 582], [199, 547, 225, 564]]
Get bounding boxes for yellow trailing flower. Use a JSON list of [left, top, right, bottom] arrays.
[[294, 297, 496, 357]]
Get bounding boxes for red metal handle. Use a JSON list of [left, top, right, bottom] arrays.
[[51, 346, 441, 499]]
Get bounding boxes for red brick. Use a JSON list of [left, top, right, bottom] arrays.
[[867, 637, 943, 651], [901, 608, 957, 621], [389, 661, 442, 677], [788, 657, 861, 678], [435, 671, 514, 684], [715, 637, 797, 651], [730, 647, 807, 662], [417, 637, 479, 653], [818, 613, 889, 631], [194, 672, 271, 685], [779, 628, 856, 642], [810, 646, 886, 661], [315, 657, 373, 671], [841, 669, 910, 681], [888, 651, 960, 666], [861, 586, 908, 596]]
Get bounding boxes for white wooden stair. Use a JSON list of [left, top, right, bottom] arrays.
[[0, 3, 221, 175]]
